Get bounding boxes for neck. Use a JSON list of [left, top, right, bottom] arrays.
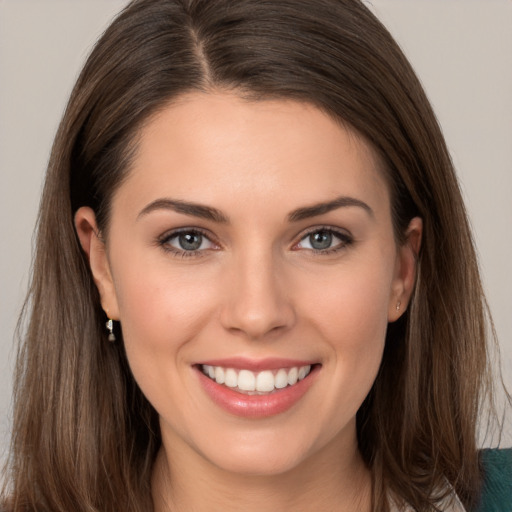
[[152, 432, 372, 512]]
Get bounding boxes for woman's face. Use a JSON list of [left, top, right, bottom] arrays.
[[77, 92, 420, 476]]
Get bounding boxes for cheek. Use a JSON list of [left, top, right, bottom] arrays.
[[297, 259, 393, 416], [304, 259, 393, 350], [110, 255, 217, 373], [109, 258, 224, 429]]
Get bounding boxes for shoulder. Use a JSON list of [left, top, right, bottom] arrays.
[[476, 448, 512, 511]]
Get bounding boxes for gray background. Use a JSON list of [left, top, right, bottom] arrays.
[[1, 0, 511, 461]]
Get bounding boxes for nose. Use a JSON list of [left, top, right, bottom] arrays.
[[219, 250, 296, 340]]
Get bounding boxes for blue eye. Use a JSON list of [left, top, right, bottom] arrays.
[[175, 232, 204, 251], [297, 228, 352, 253], [159, 229, 216, 256], [307, 230, 334, 250]]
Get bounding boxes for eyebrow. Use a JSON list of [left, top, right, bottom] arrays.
[[137, 198, 229, 223], [137, 195, 373, 224], [287, 196, 373, 222]]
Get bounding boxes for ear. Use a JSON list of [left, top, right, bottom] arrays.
[[74, 207, 120, 320], [388, 217, 422, 322]]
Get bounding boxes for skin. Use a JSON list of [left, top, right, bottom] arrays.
[[75, 92, 422, 511]]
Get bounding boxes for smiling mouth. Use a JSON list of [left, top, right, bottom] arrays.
[[199, 364, 313, 395]]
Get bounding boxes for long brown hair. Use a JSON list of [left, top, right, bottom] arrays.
[[2, 0, 503, 510]]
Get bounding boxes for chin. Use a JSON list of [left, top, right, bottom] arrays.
[[209, 447, 310, 477], [190, 424, 330, 478]]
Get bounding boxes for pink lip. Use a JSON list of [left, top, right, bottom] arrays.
[[195, 363, 320, 419], [197, 357, 317, 372]]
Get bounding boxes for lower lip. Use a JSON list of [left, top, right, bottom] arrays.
[[196, 366, 319, 419]]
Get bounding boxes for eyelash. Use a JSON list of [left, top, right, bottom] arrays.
[[156, 226, 354, 259], [294, 226, 354, 255], [157, 228, 217, 259]]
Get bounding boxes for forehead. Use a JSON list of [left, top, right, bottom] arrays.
[[115, 91, 389, 218]]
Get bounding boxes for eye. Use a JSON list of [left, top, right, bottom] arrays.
[[295, 228, 352, 253], [158, 229, 217, 256]]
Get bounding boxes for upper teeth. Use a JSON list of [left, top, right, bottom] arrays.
[[201, 365, 312, 393]]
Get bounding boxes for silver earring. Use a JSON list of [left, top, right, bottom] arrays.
[[396, 301, 401, 311], [106, 318, 116, 342]]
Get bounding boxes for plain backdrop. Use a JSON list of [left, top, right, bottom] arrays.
[[1, 0, 511, 461]]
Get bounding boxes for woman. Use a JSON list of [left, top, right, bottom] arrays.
[[2, 0, 510, 510]]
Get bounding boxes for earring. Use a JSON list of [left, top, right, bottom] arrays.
[[106, 318, 116, 342], [396, 301, 401, 312]]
